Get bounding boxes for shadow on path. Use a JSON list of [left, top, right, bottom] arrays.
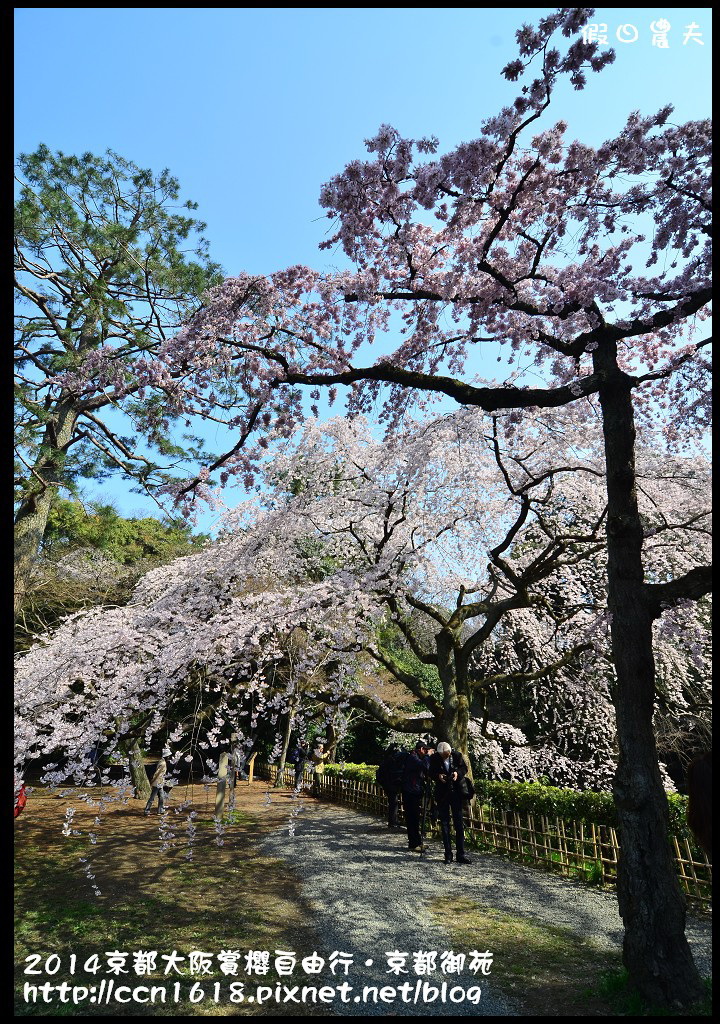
[[258, 791, 712, 1017]]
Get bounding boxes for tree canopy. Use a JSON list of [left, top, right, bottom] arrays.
[[14, 145, 222, 617], [15, 409, 710, 793], [15, 498, 208, 651]]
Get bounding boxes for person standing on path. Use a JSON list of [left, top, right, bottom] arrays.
[[376, 743, 406, 829], [686, 750, 712, 858], [290, 740, 309, 791], [402, 740, 429, 852], [310, 741, 329, 795], [429, 741, 472, 864], [144, 747, 171, 814]]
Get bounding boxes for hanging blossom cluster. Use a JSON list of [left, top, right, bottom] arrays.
[[287, 790, 306, 839], [77, 856, 102, 898], [184, 810, 198, 862], [213, 816, 227, 847], [14, 495, 379, 795], [157, 808, 176, 854], [15, 404, 710, 798]]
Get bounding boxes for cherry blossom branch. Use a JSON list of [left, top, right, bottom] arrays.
[[280, 364, 606, 411], [474, 641, 593, 691], [319, 690, 436, 734]]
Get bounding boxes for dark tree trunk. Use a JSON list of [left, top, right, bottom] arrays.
[[14, 400, 78, 620], [436, 632, 471, 760], [325, 718, 339, 761], [596, 340, 703, 1007], [121, 737, 151, 800], [274, 706, 295, 787], [446, 690, 470, 761], [14, 487, 56, 619]]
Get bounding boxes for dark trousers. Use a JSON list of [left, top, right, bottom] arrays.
[[145, 785, 166, 812], [384, 787, 399, 827], [438, 795, 466, 856], [403, 791, 423, 846]]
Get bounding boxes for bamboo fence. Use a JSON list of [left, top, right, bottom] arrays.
[[257, 763, 712, 906]]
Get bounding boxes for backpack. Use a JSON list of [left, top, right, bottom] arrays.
[[376, 746, 407, 789]]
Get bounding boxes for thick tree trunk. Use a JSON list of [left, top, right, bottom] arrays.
[[14, 486, 57, 620], [325, 718, 339, 761], [14, 400, 78, 620], [444, 697, 470, 761], [274, 708, 295, 787], [597, 342, 703, 1007], [436, 634, 471, 760], [121, 737, 151, 800]]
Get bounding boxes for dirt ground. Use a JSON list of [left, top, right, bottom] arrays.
[[15, 781, 335, 1017], [14, 781, 711, 1017]]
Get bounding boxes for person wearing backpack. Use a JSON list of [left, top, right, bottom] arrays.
[[376, 744, 406, 829], [401, 740, 430, 852], [429, 741, 473, 864]]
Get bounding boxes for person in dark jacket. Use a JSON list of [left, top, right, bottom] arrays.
[[289, 740, 309, 791], [429, 741, 472, 864], [401, 740, 429, 851], [686, 750, 712, 859], [376, 744, 406, 828]]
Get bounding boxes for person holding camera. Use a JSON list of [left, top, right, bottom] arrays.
[[428, 741, 473, 864]]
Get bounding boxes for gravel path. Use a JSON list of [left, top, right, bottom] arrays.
[[259, 792, 712, 1017]]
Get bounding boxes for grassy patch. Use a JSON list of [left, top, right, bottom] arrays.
[[431, 896, 711, 1017], [594, 969, 712, 1017], [15, 788, 336, 1017]]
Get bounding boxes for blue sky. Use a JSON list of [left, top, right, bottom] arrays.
[[14, 7, 712, 531]]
